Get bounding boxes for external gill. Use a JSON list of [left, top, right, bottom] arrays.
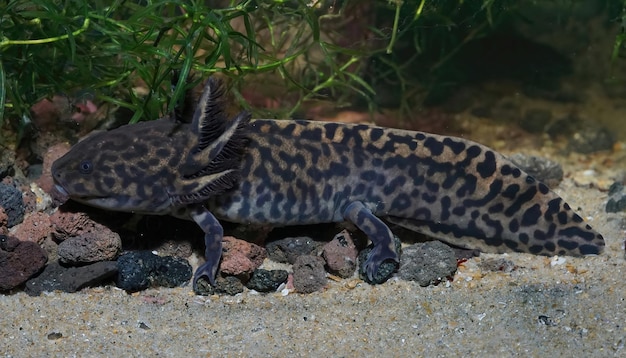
[[174, 78, 250, 289], [172, 110, 251, 205]]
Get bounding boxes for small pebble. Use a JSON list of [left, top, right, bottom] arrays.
[[58, 232, 122, 265], [116, 251, 192, 292], [321, 230, 358, 278], [266, 236, 320, 264], [196, 276, 244, 296], [246, 269, 288, 292], [550, 256, 567, 267], [538, 315, 558, 326], [398, 241, 457, 287], [47, 332, 63, 340], [292, 255, 327, 293], [220, 236, 267, 276]]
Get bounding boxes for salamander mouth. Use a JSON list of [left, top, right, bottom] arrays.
[[52, 184, 70, 205]]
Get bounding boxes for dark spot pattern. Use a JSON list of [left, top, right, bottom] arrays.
[[476, 151, 497, 178], [520, 204, 542, 226], [424, 137, 444, 156], [53, 106, 605, 275], [443, 138, 466, 154]]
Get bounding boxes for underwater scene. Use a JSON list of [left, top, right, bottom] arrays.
[[1, 1, 625, 356]]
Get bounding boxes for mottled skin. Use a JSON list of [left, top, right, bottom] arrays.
[[52, 78, 250, 288], [52, 78, 605, 290], [209, 119, 604, 258]]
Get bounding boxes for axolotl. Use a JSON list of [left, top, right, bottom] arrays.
[[51, 78, 605, 291]]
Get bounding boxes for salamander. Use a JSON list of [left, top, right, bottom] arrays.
[[51, 78, 605, 291]]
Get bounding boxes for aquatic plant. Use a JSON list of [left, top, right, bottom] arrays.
[[4, 0, 600, 138]]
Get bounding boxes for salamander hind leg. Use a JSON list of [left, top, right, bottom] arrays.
[[189, 205, 224, 293], [342, 201, 399, 283]]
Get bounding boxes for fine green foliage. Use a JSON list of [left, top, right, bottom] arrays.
[[1, 0, 267, 127], [0, 0, 527, 132], [1, 0, 382, 128], [611, 0, 626, 75]]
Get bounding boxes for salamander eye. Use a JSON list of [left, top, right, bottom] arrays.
[[79, 160, 93, 174]]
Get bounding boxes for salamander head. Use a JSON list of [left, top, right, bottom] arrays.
[[51, 77, 250, 214]]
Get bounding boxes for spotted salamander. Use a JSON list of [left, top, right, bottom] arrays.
[[51, 77, 605, 291]]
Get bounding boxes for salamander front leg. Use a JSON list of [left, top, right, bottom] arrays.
[[343, 201, 399, 282], [189, 205, 224, 291]]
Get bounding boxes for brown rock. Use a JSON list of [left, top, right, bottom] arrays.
[[321, 230, 358, 278], [58, 231, 122, 265], [49, 208, 124, 265], [219, 236, 266, 276], [41, 236, 59, 263], [265, 236, 320, 264], [0, 234, 48, 290], [12, 212, 53, 244], [292, 255, 326, 293], [50, 210, 101, 241]]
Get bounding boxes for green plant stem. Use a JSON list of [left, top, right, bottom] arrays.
[[0, 60, 5, 123], [386, 0, 404, 54], [415, 0, 426, 19], [0, 18, 90, 50]]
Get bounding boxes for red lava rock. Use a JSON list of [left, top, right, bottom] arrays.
[[49, 210, 102, 241], [321, 230, 358, 278], [48, 209, 122, 264], [219, 236, 267, 276], [57, 231, 122, 264], [0, 234, 48, 290], [12, 212, 53, 244], [292, 255, 327, 294], [37, 143, 71, 196]]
